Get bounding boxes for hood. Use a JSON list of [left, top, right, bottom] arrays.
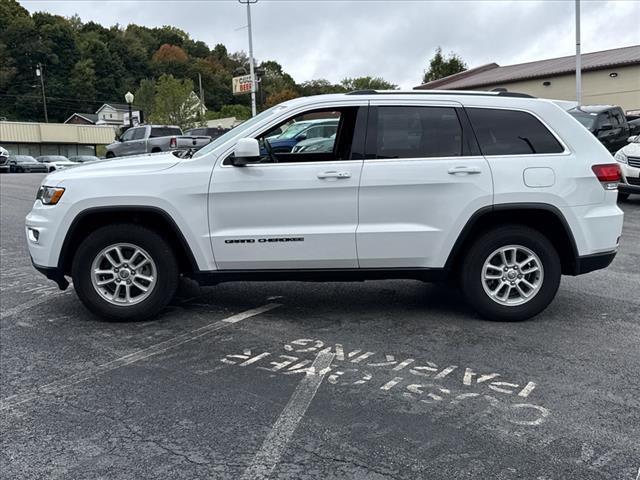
[[620, 141, 640, 157], [44, 152, 181, 185]]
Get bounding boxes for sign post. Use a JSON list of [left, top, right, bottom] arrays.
[[232, 75, 254, 96]]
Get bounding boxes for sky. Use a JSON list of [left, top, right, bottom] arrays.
[[22, 0, 640, 89]]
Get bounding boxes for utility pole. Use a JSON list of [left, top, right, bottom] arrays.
[[575, 0, 582, 106], [198, 72, 205, 120], [239, 0, 258, 117], [35, 63, 48, 123]]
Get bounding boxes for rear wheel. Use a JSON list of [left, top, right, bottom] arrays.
[[459, 225, 561, 321], [72, 224, 179, 321]]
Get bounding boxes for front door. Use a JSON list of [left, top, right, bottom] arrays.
[[209, 105, 367, 270], [357, 100, 493, 268]]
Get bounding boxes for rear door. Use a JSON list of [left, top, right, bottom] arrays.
[[209, 103, 367, 270], [357, 100, 493, 268]]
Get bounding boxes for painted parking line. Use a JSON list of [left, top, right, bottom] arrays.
[[240, 350, 335, 480], [0, 303, 281, 411], [0, 290, 68, 321]]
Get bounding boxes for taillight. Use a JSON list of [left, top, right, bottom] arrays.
[[170, 137, 177, 149], [591, 163, 621, 190]]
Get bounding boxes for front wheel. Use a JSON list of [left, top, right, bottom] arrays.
[[459, 225, 561, 321], [105, 151, 115, 158], [72, 224, 179, 321]]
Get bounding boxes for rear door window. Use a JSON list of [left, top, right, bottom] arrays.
[[367, 106, 463, 159], [467, 108, 564, 155]]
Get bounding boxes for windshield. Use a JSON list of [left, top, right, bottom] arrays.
[[193, 105, 281, 158]]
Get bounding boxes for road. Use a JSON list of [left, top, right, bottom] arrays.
[[1, 173, 639, 479]]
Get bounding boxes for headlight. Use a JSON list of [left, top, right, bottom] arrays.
[[614, 150, 628, 164], [36, 186, 65, 205]]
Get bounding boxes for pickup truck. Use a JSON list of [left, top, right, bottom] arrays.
[[105, 125, 210, 158], [568, 105, 634, 153]]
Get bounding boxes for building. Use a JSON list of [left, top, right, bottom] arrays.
[[0, 121, 116, 157], [95, 103, 141, 126], [64, 113, 99, 125], [415, 45, 640, 113]]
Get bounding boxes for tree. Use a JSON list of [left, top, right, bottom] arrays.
[[299, 79, 345, 96], [422, 47, 467, 83], [206, 104, 251, 121], [134, 78, 156, 120], [265, 88, 299, 108], [340, 76, 398, 91], [150, 74, 201, 130], [69, 59, 96, 112]]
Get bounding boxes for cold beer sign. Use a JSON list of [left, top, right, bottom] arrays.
[[232, 75, 253, 95]]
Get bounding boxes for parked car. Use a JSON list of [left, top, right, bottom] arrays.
[[267, 119, 339, 153], [68, 155, 101, 164], [291, 134, 336, 153], [568, 105, 631, 152], [36, 155, 77, 172], [105, 125, 211, 158], [0, 146, 8, 173], [184, 127, 228, 142], [8, 155, 49, 173], [627, 117, 640, 137], [27, 90, 623, 322], [614, 135, 640, 200]]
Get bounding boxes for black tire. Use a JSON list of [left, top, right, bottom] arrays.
[[151, 147, 161, 153], [9, 166, 15, 173], [459, 225, 561, 322], [618, 192, 629, 202], [105, 151, 115, 158], [71, 224, 179, 321]]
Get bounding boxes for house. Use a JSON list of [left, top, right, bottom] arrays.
[[415, 45, 640, 113], [95, 103, 141, 126], [64, 113, 98, 125]]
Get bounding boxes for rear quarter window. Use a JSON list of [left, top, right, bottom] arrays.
[[467, 108, 564, 155]]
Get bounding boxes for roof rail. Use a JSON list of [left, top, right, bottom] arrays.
[[345, 90, 536, 99]]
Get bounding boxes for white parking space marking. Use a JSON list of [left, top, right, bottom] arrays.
[[240, 350, 335, 480], [0, 303, 281, 411], [0, 291, 67, 320]]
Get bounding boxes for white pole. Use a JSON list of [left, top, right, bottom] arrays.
[[575, 0, 582, 106], [245, 1, 257, 117]]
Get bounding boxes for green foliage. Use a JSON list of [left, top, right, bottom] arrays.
[[340, 76, 398, 91], [149, 74, 202, 130], [0, 1, 400, 122], [206, 104, 252, 121], [134, 78, 156, 120], [422, 47, 467, 83]]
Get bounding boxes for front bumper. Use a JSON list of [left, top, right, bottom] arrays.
[[31, 258, 69, 290], [619, 162, 640, 194]]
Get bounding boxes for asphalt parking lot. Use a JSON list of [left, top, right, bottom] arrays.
[[1, 173, 639, 480]]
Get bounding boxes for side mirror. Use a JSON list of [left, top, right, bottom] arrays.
[[627, 135, 637, 143], [599, 123, 613, 131], [230, 138, 260, 167]]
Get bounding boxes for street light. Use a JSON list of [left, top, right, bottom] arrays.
[[124, 91, 134, 128]]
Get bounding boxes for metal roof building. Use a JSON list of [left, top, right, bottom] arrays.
[[0, 121, 116, 158], [415, 45, 640, 113]]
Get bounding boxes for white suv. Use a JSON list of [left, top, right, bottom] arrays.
[[25, 91, 624, 322]]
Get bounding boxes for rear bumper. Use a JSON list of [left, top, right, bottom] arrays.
[[31, 258, 69, 290], [573, 250, 617, 275]]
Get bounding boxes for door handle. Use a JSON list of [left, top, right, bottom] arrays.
[[317, 171, 351, 179], [447, 166, 482, 175]]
